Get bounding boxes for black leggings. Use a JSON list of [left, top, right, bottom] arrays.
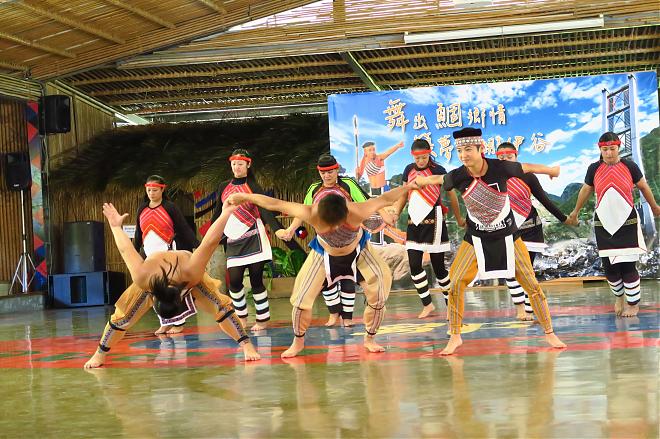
[[407, 250, 448, 280], [228, 261, 266, 294]]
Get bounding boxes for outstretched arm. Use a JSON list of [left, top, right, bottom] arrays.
[[102, 203, 145, 282], [350, 185, 411, 223], [184, 201, 236, 285], [378, 141, 404, 160], [566, 184, 594, 224], [636, 178, 660, 216], [521, 163, 560, 178], [227, 193, 313, 224]]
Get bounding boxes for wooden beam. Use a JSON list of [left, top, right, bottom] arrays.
[[384, 59, 659, 86], [0, 31, 75, 58], [0, 59, 30, 72], [17, 1, 125, 44], [101, 0, 176, 29], [70, 59, 346, 85], [368, 48, 659, 75], [87, 72, 353, 97], [341, 52, 380, 91], [107, 82, 365, 106], [31, 0, 321, 79], [359, 31, 660, 64], [128, 95, 332, 114], [198, 0, 227, 14]]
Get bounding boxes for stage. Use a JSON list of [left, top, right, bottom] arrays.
[[0, 281, 658, 438]]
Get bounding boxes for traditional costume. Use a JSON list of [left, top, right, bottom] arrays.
[[584, 149, 645, 306], [303, 154, 368, 321], [402, 141, 451, 307], [495, 144, 567, 314], [95, 273, 248, 355], [134, 181, 200, 327], [211, 151, 283, 324], [443, 128, 555, 336], [289, 197, 392, 338]]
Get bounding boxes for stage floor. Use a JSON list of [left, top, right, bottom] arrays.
[[0, 281, 658, 438]]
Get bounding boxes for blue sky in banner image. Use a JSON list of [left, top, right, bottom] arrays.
[[327, 71, 659, 197]]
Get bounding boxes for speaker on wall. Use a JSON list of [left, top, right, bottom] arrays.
[[39, 95, 71, 135], [63, 221, 106, 273], [2, 152, 31, 191]]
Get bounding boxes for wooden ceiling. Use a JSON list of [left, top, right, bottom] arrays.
[[0, 0, 658, 121]]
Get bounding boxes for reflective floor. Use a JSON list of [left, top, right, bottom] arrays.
[[0, 281, 658, 438]]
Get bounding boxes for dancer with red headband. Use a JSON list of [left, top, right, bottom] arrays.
[[211, 148, 283, 331], [133, 175, 199, 334], [277, 153, 373, 327], [414, 128, 566, 355], [567, 132, 660, 317], [495, 143, 572, 321], [392, 139, 464, 319], [226, 184, 416, 358]]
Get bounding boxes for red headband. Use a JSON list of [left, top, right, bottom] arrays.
[[145, 182, 166, 188], [598, 140, 621, 147], [317, 163, 339, 171], [411, 149, 432, 156], [495, 148, 518, 156], [229, 155, 252, 163]]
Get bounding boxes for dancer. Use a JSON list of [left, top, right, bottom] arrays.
[[83, 200, 260, 369], [211, 148, 283, 331], [134, 175, 199, 334], [278, 153, 374, 327], [392, 139, 464, 319], [496, 143, 571, 321], [414, 128, 566, 355], [567, 131, 660, 317], [356, 140, 404, 196], [227, 184, 415, 358]]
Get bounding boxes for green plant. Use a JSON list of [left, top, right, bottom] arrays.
[[271, 247, 307, 277]]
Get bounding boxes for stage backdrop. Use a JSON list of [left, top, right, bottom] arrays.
[[328, 71, 659, 279]]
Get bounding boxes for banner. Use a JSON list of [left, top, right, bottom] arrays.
[[328, 71, 659, 279]]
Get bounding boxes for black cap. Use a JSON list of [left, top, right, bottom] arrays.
[[361, 141, 375, 149]]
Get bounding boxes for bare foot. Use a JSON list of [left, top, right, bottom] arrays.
[[544, 332, 567, 349], [440, 334, 463, 355], [516, 304, 534, 321], [364, 335, 385, 353], [614, 296, 624, 316], [251, 321, 268, 331], [325, 313, 340, 327], [239, 317, 248, 329], [342, 318, 354, 328], [281, 336, 305, 358], [621, 304, 639, 317], [418, 303, 435, 319], [83, 351, 106, 369], [155, 325, 171, 335], [241, 342, 261, 361], [166, 325, 183, 334]]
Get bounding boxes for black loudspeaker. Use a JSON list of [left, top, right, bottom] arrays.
[[63, 221, 106, 273], [39, 95, 71, 134], [2, 152, 31, 191]]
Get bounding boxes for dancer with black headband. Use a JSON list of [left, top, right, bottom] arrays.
[[277, 153, 373, 327], [227, 183, 416, 358], [495, 143, 571, 321], [414, 128, 566, 355], [567, 131, 660, 317], [83, 200, 260, 368], [211, 149, 283, 331], [134, 175, 199, 334], [392, 139, 464, 319]]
